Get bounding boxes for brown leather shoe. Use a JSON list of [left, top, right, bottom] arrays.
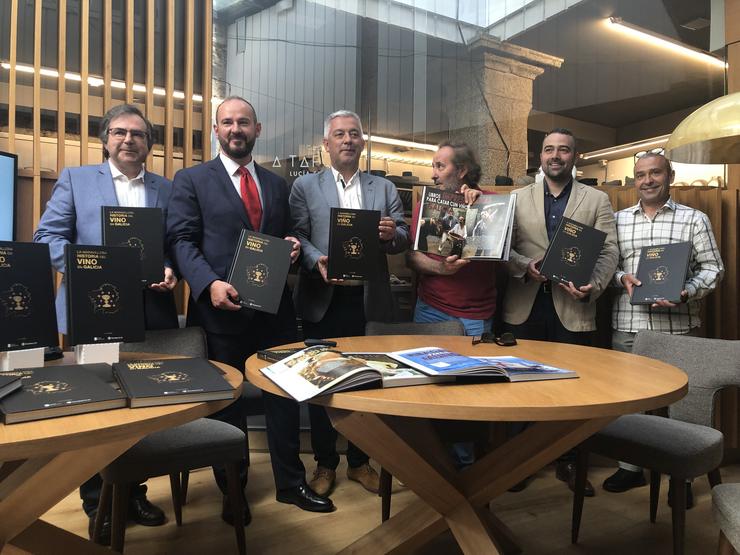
[[347, 463, 380, 494], [308, 466, 336, 497]]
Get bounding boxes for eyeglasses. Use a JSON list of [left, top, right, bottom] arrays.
[[471, 332, 517, 347], [634, 147, 665, 162], [108, 127, 148, 141]]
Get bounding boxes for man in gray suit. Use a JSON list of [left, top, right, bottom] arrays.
[[289, 110, 409, 497], [34, 104, 174, 543]]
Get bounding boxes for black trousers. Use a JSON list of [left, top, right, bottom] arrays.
[[302, 286, 369, 470]]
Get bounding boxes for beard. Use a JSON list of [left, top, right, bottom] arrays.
[[219, 132, 256, 159], [542, 159, 573, 180]]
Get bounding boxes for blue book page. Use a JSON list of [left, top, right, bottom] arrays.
[[389, 347, 492, 375]]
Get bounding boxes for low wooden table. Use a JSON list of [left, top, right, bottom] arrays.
[[0, 353, 243, 554], [246, 336, 687, 555]]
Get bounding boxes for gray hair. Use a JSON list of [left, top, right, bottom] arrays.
[[99, 104, 154, 156], [323, 110, 363, 139]]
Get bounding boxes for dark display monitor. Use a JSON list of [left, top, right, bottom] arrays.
[[0, 151, 17, 241]]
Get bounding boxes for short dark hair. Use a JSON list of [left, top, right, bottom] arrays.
[[215, 96, 258, 124], [543, 127, 577, 152], [99, 104, 154, 157], [437, 141, 482, 189], [635, 152, 673, 174]]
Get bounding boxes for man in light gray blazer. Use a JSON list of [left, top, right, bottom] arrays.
[[289, 110, 409, 498], [34, 104, 175, 543]]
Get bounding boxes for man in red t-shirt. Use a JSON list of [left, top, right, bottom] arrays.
[[406, 141, 497, 336]]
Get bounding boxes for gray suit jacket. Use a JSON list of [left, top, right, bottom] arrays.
[[503, 177, 618, 332], [289, 169, 409, 323], [34, 163, 172, 333]]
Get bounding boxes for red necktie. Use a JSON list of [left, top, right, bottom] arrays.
[[238, 166, 262, 231]]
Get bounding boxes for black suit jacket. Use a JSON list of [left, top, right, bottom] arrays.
[[167, 158, 294, 335]]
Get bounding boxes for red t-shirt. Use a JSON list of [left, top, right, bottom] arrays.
[[411, 203, 497, 320]]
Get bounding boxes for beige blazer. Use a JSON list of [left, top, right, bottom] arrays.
[[503, 178, 618, 332]]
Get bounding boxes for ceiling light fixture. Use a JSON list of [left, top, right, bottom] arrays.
[[362, 134, 438, 152], [606, 17, 726, 70], [580, 135, 670, 161]]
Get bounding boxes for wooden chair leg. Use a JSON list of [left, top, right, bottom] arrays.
[[571, 448, 589, 544], [717, 530, 739, 555], [669, 476, 686, 555], [708, 468, 722, 488], [225, 461, 247, 555], [650, 470, 661, 523], [379, 467, 392, 522], [111, 483, 130, 553], [180, 471, 190, 505], [169, 473, 184, 526], [92, 482, 113, 544]]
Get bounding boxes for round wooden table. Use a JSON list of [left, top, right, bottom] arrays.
[[246, 336, 688, 555], [0, 353, 243, 555]]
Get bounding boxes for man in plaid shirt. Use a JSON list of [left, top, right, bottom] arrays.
[[603, 152, 724, 499]]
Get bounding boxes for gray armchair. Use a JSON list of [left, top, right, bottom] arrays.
[[572, 331, 740, 555], [712, 483, 740, 555]]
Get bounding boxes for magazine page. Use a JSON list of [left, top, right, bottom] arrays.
[[388, 347, 496, 376], [413, 187, 468, 257], [342, 352, 450, 386], [476, 356, 578, 381], [260, 346, 379, 401], [463, 194, 515, 260]]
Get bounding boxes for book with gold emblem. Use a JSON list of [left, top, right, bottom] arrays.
[[0, 364, 126, 424], [630, 242, 692, 305], [112, 358, 235, 407], [226, 229, 293, 314], [64, 244, 145, 345], [539, 217, 607, 287], [101, 206, 164, 285], [0, 241, 59, 351], [327, 207, 381, 280]]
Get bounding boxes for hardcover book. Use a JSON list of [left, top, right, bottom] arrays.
[[0, 373, 23, 400], [112, 358, 235, 407], [0, 364, 126, 424], [0, 241, 59, 351], [226, 230, 293, 314], [413, 187, 516, 260], [539, 217, 607, 287], [64, 244, 145, 345], [389, 347, 578, 381], [327, 208, 381, 280], [630, 242, 692, 305], [101, 206, 164, 285]]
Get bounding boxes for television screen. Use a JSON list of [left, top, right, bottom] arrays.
[[0, 151, 17, 241]]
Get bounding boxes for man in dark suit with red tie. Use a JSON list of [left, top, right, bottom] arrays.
[[167, 96, 334, 524]]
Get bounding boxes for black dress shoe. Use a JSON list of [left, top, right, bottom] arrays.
[[276, 482, 335, 512], [555, 461, 595, 497], [221, 496, 252, 527], [602, 468, 647, 493], [668, 481, 694, 510], [88, 512, 111, 546], [129, 496, 166, 526]]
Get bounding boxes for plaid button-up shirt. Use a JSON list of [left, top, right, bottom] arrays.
[[612, 197, 724, 333]]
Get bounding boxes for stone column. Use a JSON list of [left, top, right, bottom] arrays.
[[450, 36, 562, 180]]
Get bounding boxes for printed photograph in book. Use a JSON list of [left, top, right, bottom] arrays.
[[414, 187, 515, 260]]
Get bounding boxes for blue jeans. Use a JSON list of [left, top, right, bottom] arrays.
[[414, 298, 492, 336]]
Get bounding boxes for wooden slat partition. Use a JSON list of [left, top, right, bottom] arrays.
[[145, 0, 155, 168], [103, 0, 112, 113], [7, 0, 18, 153], [202, 3, 213, 161], [164, 0, 175, 179], [183, 1, 195, 167], [125, 0, 134, 104], [80, 0, 89, 165], [32, 0, 42, 226], [57, 0, 67, 174]]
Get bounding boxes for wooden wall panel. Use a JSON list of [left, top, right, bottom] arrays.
[[32, 0, 42, 227], [7, 0, 18, 153], [164, 0, 175, 179], [80, 0, 89, 165], [103, 0, 112, 113], [125, 0, 134, 104], [57, 0, 67, 175], [183, 1, 194, 167]]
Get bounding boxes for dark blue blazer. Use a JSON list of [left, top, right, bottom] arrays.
[[167, 157, 293, 334]]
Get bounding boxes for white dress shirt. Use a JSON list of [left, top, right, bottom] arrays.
[[330, 166, 363, 209], [219, 153, 264, 207], [109, 160, 146, 207]]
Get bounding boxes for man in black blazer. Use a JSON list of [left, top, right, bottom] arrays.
[[167, 96, 334, 522]]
